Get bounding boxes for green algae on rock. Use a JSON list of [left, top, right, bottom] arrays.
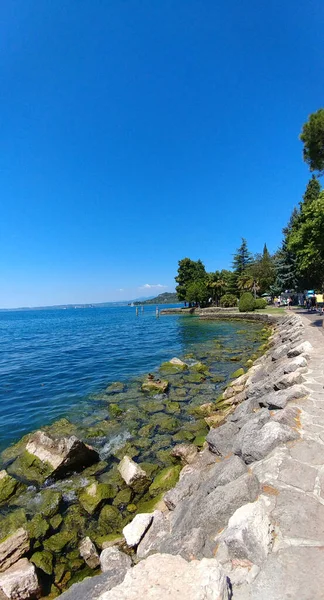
[[98, 504, 122, 534], [230, 367, 245, 379], [149, 465, 181, 496], [31, 549, 54, 575], [0, 470, 24, 505], [79, 481, 115, 514], [141, 378, 169, 393]]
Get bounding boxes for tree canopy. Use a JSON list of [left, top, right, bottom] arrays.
[[300, 109, 324, 175]]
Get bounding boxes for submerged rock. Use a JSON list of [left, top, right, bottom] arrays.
[[170, 444, 198, 465], [149, 465, 181, 496], [31, 549, 54, 575], [0, 558, 40, 600], [98, 505, 122, 534]]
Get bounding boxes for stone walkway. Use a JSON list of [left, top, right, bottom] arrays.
[[236, 314, 324, 599]]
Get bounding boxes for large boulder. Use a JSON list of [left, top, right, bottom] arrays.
[[239, 421, 299, 464], [18, 431, 99, 481], [117, 456, 150, 494], [98, 554, 231, 600], [100, 546, 132, 574], [0, 528, 29, 572], [259, 384, 307, 409], [287, 341, 312, 358], [206, 422, 239, 456], [0, 558, 40, 600]]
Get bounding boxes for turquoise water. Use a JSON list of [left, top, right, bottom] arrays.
[[0, 305, 263, 453]]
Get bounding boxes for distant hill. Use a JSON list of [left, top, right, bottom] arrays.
[[134, 292, 180, 305]]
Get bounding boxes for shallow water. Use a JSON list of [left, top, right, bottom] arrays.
[[0, 304, 263, 453]]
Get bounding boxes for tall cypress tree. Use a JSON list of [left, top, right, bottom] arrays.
[[232, 238, 253, 276]]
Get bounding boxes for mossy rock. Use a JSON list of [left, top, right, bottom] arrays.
[[185, 420, 208, 435], [106, 382, 125, 394], [229, 356, 240, 362], [50, 514, 63, 531], [138, 423, 155, 437], [82, 460, 108, 478], [79, 481, 115, 514], [149, 465, 181, 496], [54, 562, 68, 585], [43, 531, 73, 553], [171, 388, 187, 400], [133, 438, 152, 451], [27, 514, 50, 540], [190, 362, 209, 374], [138, 462, 160, 478], [0, 509, 27, 542], [99, 467, 125, 492], [62, 505, 87, 536], [172, 430, 195, 443], [66, 565, 95, 588], [31, 550, 54, 575], [245, 359, 254, 368], [46, 418, 78, 438], [159, 362, 187, 374], [154, 415, 180, 434], [126, 504, 137, 513], [109, 404, 123, 419], [193, 434, 206, 447], [188, 403, 215, 417], [37, 489, 62, 518], [230, 368, 245, 379], [141, 379, 169, 394], [0, 471, 25, 506], [68, 558, 84, 572], [140, 401, 164, 415], [98, 504, 122, 534], [210, 375, 226, 383], [164, 401, 181, 414], [1, 432, 32, 463], [113, 443, 140, 461], [184, 373, 206, 384], [113, 488, 133, 508], [8, 450, 53, 485], [136, 492, 165, 514]]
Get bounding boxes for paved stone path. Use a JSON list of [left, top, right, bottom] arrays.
[[235, 314, 324, 599]]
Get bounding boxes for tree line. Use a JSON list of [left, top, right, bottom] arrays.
[[175, 108, 324, 307]]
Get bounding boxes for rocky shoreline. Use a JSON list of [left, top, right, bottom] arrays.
[[0, 321, 268, 599], [54, 312, 314, 599]]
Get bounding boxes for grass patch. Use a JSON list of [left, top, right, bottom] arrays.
[[255, 307, 285, 315]]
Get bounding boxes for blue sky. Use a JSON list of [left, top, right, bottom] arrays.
[[1, 0, 323, 308]]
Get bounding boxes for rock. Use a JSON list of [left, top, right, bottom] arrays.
[[0, 471, 23, 506], [141, 379, 169, 393], [228, 398, 260, 423], [219, 500, 273, 565], [271, 344, 290, 361], [27, 515, 50, 541], [282, 355, 307, 373], [98, 554, 231, 600], [230, 368, 245, 379], [58, 570, 127, 600], [272, 406, 301, 428], [136, 511, 170, 559], [123, 513, 153, 547], [206, 422, 239, 456], [105, 382, 125, 394], [205, 414, 228, 428], [149, 466, 181, 496], [273, 371, 304, 390], [117, 456, 150, 494], [98, 505, 122, 534], [240, 421, 299, 464], [31, 550, 54, 575], [233, 409, 271, 455], [24, 430, 99, 480], [43, 531, 72, 554], [259, 384, 307, 409], [0, 558, 40, 600], [100, 547, 132, 574], [170, 443, 198, 464], [0, 528, 29, 572], [79, 537, 100, 569], [79, 482, 114, 514], [169, 358, 188, 368], [287, 341, 312, 357]]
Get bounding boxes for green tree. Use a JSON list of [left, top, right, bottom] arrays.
[[249, 244, 276, 295], [175, 258, 207, 302], [186, 280, 209, 306], [232, 238, 253, 276], [300, 109, 324, 174]]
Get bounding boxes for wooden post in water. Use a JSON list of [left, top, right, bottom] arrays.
[[156, 306, 159, 318], [136, 307, 139, 317]]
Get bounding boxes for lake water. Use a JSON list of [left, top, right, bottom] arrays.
[[0, 305, 264, 454]]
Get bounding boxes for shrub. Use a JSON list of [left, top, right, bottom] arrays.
[[255, 298, 267, 309], [220, 293, 238, 308], [239, 292, 255, 312]]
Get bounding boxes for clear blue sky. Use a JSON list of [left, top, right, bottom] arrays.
[[1, 0, 323, 308]]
